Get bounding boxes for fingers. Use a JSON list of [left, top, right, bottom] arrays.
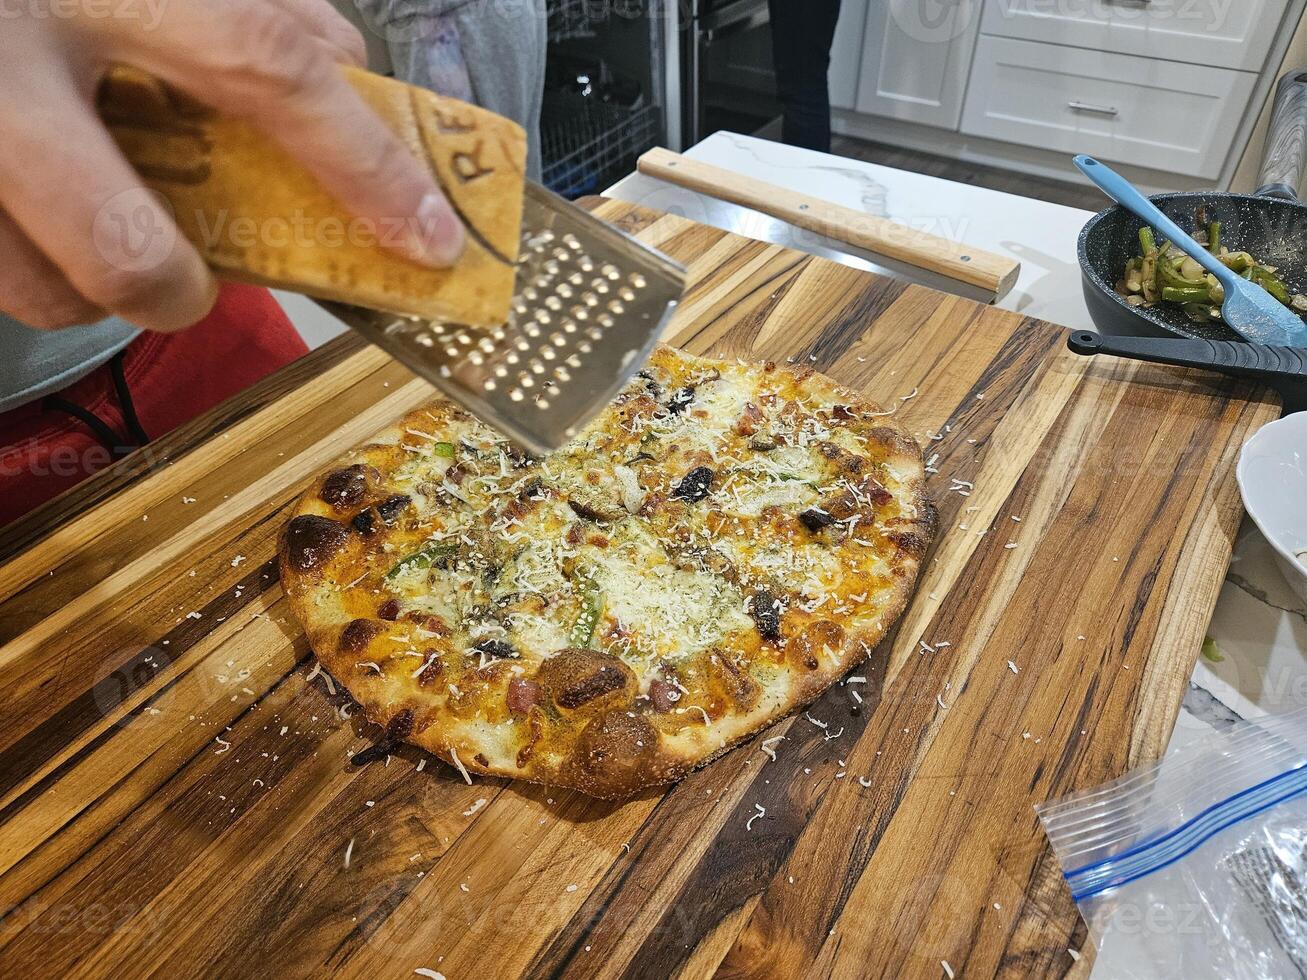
[[113, 0, 464, 267], [0, 210, 107, 331], [0, 66, 217, 333], [273, 0, 369, 67]]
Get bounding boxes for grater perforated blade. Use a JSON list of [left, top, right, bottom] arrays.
[[320, 183, 685, 455]]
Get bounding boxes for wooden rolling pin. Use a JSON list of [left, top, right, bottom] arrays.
[[637, 147, 1020, 302], [99, 65, 527, 327]]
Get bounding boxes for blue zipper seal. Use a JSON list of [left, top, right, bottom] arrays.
[[1063, 763, 1307, 900]]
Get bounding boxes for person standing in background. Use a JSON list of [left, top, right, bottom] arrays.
[[353, 0, 548, 179], [768, 0, 842, 153]]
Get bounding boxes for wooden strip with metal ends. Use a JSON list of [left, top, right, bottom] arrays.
[[637, 146, 1020, 302]]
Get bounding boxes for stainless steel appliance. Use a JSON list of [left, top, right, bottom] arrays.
[[542, 0, 671, 196], [681, 0, 779, 146]]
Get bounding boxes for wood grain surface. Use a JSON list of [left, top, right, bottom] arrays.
[[0, 199, 1279, 979]]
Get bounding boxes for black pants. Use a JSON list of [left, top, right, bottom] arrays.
[[768, 0, 842, 153]]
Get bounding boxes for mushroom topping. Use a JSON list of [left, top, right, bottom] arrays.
[[666, 385, 695, 415], [672, 466, 714, 502], [748, 588, 783, 642], [798, 507, 836, 532]]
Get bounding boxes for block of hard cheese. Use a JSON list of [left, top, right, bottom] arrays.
[[98, 65, 526, 327]]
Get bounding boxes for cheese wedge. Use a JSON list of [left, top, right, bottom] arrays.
[[98, 64, 526, 327]]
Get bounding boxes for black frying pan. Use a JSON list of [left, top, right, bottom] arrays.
[[1078, 71, 1307, 344]]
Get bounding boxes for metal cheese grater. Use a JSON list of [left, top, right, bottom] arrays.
[[322, 183, 685, 455]]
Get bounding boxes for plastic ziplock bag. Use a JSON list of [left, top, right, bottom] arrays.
[[1038, 708, 1307, 979]]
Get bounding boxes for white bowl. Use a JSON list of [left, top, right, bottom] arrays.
[[1237, 413, 1307, 602]]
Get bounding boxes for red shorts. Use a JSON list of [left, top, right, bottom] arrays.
[[0, 284, 308, 529]]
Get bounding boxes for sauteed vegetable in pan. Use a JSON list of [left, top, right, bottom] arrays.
[[1117, 206, 1307, 325]]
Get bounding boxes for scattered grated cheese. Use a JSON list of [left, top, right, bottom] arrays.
[[344, 837, 355, 868], [942, 960, 955, 979], [449, 747, 472, 784], [414, 971, 446, 980], [462, 798, 488, 817], [1008, 661, 1019, 675], [746, 803, 766, 831]]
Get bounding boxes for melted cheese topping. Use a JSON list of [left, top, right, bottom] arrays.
[[324, 349, 925, 744]]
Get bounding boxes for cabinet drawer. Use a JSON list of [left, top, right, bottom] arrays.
[[855, 0, 982, 128], [980, 0, 1288, 72], [961, 36, 1255, 179]]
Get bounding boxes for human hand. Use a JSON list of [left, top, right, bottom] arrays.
[[0, 0, 465, 333]]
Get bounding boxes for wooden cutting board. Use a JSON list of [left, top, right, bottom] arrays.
[[0, 200, 1279, 979]]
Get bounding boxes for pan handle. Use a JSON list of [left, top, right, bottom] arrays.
[[1256, 69, 1307, 200], [1067, 330, 1307, 381]]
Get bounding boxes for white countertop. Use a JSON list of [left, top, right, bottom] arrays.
[[609, 136, 1305, 964]]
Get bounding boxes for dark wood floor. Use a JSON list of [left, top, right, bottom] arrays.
[[831, 135, 1105, 212]]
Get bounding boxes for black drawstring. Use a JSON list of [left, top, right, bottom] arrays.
[[42, 349, 151, 458], [108, 350, 150, 447], [42, 394, 129, 457]]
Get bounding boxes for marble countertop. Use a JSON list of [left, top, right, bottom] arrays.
[[608, 131, 1302, 763]]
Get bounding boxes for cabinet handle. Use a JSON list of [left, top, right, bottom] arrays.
[[1068, 100, 1120, 117]]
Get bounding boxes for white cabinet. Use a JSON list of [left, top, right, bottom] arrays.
[[961, 36, 1257, 179], [829, 0, 869, 110], [854, 0, 983, 128], [980, 0, 1287, 74]]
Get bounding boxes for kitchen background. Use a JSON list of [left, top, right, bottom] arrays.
[[334, 0, 1307, 205]]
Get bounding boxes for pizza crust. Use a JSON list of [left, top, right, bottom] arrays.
[[280, 347, 936, 798]]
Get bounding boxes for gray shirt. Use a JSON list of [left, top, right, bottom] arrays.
[[0, 314, 138, 414]]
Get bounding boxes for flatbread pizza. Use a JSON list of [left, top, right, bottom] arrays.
[[280, 346, 935, 797]]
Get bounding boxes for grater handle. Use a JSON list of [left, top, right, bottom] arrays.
[[637, 148, 1021, 302], [96, 64, 527, 327]]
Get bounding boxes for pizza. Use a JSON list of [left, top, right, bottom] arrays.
[[279, 346, 936, 798]]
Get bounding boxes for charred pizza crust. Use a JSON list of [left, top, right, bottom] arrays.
[[280, 347, 935, 798]]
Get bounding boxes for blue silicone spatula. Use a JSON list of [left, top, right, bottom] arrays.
[[1074, 154, 1307, 347]]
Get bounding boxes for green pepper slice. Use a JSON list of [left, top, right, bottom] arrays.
[[1161, 285, 1212, 304], [569, 577, 604, 648], [1252, 267, 1290, 304], [387, 542, 458, 579]]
